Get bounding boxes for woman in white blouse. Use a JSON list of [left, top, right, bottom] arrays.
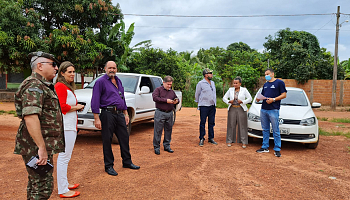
[[55, 61, 84, 198], [223, 76, 252, 148]]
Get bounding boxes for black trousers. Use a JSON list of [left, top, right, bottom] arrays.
[[100, 110, 132, 169]]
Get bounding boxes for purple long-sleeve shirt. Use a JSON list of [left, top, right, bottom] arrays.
[[91, 74, 127, 114], [152, 86, 179, 111]]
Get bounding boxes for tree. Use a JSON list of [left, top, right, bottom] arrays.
[[0, 0, 45, 72], [47, 23, 107, 73], [108, 20, 151, 71], [127, 48, 188, 91], [227, 42, 254, 52], [340, 58, 349, 79], [263, 28, 321, 82]]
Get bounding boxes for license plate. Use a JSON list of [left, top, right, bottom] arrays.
[[270, 127, 290, 135], [78, 120, 83, 125]]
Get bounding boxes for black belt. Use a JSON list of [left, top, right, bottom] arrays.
[[102, 106, 124, 114], [157, 108, 173, 113]]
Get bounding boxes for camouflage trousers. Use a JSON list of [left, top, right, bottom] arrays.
[[22, 155, 54, 200]]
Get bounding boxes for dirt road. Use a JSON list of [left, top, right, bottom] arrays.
[[1, 102, 350, 199]]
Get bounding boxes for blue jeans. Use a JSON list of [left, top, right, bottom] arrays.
[[199, 105, 216, 140], [260, 109, 281, 151]]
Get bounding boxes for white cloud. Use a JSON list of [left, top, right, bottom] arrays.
[[113, 0, 350, 61]]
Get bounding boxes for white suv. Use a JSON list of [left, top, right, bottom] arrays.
[[75, 73, 182, 142], [247, 87, 321, 149]]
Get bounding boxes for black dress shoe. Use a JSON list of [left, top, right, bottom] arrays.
[[123, 163, 140, 170], [164, 148, 174, 153], [155, 149, 160, 155], [199, 139, 204, 146], [105, 167, 118, 176], [208, 139, 218, 145]]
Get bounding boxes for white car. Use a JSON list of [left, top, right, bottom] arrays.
[[75, 73, 182, 142], [247, 87, 321, 149]]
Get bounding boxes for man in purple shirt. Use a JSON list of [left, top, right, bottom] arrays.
[[152, 76, 179, 155], [91, 61, 140, 176]]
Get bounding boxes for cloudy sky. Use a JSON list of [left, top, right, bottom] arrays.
[[112, 0, 350, 61]]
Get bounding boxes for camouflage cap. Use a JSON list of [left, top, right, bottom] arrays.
[[202, 68, 213, 76], [28, 51, 59, 65]]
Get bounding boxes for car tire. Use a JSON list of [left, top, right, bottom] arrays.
[[305, 134, 319, 149]]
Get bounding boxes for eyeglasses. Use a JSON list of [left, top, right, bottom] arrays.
[[118, 91, 124, 100], [207, 72, 213, 74], [40, 62, 57, 68]]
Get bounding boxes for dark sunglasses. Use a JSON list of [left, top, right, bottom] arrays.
[[118, 91, 124, 100], [40, 62, 57, 68]]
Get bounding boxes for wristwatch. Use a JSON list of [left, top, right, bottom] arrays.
[[273, 98, 276, 102]]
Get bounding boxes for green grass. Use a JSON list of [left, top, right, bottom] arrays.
[[317, 117, 328, 121], [6, 83, 84, 90], [319, 128, 350, 138], [329, 118, 350, 123], [0, 110, 17, 116], [7, 83, 21, 89]]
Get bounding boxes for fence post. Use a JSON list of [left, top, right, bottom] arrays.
[[310, 80, 314, 103], [339, 80, 344, 106]]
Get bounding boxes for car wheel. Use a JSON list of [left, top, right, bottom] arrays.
[[305, 134, 319, 149]]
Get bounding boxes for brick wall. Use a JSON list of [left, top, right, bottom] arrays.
[[258, 78, 350, 106]]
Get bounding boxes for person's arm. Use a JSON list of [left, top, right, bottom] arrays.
[[123, 110, 129, 125], [93, 113, 101, 129], [24, 114, 48, 165], [152, 87, 166, 103], [223, 89, 233, 105], [241, 88, 252, 105], [266, 92, 286, 104], [91, 81, 102, 129], [194, 82, 201, 103], [55, 83, 84, 113]]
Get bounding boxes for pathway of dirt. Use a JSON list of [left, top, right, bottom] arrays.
[[0, 102, 349, 199]]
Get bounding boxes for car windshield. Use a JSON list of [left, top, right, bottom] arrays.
[[255, 89, 308, 106], [84, 74, 138, 93]]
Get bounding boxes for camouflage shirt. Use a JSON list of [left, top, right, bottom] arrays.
[[14, 72, 65, 156]]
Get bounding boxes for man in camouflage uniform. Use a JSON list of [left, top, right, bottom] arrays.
[[14, 51, 65, 199]]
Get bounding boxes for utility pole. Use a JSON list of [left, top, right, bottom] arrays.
[[331, 6, 340, 110]]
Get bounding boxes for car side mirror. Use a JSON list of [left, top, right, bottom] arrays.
[[311, 102, 321, 108], [83, 83, 89, 88], [139, 86, 150, 94]]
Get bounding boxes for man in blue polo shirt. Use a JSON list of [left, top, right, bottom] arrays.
[[256, 68, 287, 157]]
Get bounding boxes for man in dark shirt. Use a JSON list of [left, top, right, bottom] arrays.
[[91, 61, 140, 176], [152, 76, 179, 155], [256, 68, 287, 157]]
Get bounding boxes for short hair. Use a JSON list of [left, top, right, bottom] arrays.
[[31, 57, 47, 70], [234, 76, 242, 83], [163, 76, 173, 83], [265, 68, 274, 73]]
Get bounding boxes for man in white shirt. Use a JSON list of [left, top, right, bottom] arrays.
[[195, 68, 217, 146]]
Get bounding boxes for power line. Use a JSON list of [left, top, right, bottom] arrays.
[[134, 25, 350, 31], [118, 13, 335, 18]]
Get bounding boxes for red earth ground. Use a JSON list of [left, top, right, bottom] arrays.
[[0, 102, 350, 199]]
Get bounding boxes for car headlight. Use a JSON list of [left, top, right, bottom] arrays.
[[300, 117, 316, 126], [248, 113, 261, 122]]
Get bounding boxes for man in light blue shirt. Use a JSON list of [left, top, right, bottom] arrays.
[[195, 68, 217, 146]]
